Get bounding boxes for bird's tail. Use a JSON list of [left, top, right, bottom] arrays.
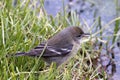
[[15, 52, 26, 56], [6, 52, 26, 58]]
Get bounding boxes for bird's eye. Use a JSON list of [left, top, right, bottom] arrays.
[[76, 34, 82, 37]]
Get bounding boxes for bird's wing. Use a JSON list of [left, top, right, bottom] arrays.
[[26, 43, 73, 57], [42, 44, 73, 57]]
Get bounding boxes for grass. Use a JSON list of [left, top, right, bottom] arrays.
[[0, 0, 120, 80]]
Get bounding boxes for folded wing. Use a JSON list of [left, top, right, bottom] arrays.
[[17, 43, 73, 57]]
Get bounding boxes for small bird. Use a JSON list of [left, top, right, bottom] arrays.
[[15, 26, 90, 67]]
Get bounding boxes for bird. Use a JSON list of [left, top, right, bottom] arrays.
[[15, 26, 90, 67]]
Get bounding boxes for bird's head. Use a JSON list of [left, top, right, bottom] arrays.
[[48, 26, 91, 46]]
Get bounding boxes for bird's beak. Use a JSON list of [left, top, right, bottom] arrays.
[[80, 33, 95, 43], [82, 33, 90, 37]]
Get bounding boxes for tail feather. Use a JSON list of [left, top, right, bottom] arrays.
[[15, 52, 26, 56], [6, 52, 26, 58]]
